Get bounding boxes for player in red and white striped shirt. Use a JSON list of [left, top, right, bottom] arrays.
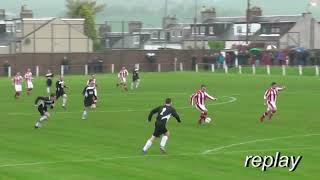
[[24, 68, 34, 95], [117, 66, 129, 91], [12, 72, 23, 99], [260, 82, 286, 122], [190, 85, 217, 124]]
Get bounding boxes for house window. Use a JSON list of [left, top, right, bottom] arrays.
[[236, 26, 242, 33], [6, 24, 13, 33], [192, 26, 197, 34], [133, 36, 140, 45], [171, 30, 176, 37], [209, 26, 214, 35], [271, 27, 280, 33], [159, 31, 165, 39], [178, 30, 183, 37], [200, 26, 205, 35], [151, 31, 158, 39]]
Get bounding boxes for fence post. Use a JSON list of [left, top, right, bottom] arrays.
[[211, 64, 215, 72], [235, 58, 239, 68], [224, 65, 228, 74], [111, 64, 114, 74], [282, 65, 286, 76], [299, 65, 303, 76], [8, 66, 11, 78], [239, 65, 242, 74], [180, 62, 183, 71], [252, 65, 256, 75], [158, 64, 161, 72], [85, 64, 88, 75], [61, 65, 64, 76], [36, 66, 39, 77], [266, 65, 271, 75], [315, 65, 319, 76], [195, 64, 199, 72], [174, 57, 177, 72]]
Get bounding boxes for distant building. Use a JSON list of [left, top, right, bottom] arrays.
[[0, 6, 93, 54]]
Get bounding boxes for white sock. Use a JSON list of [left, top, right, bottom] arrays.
[[39, 116, 47, 122], [82, 110, 87, 119], [135, 81, 140, 88], [62, 95, 67, 106], [143, 140, 153, 152], [47, 87, 50, 94], [160, 136, 168, 148]]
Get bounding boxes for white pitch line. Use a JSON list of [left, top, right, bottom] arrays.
[[7, 96, 237, 116], [0, 145, 318, 168], [201, 133, 320, 154]]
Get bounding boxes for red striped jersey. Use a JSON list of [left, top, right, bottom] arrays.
[[118, 69, 128, 78], [264, 87, 283, 103], [190, 90, 215, 106], [24, 72, 33, 83], [12, 75, 23, 85]]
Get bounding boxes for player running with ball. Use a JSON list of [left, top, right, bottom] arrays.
[[260, 82, 286, 122], [190, 85, 217, 124], [82, 80, 97, 120], [142, 98, 181, 154]]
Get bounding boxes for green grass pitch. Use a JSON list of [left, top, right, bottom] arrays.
[[0, 72, 319, 180]]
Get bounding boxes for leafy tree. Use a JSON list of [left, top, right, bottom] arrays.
[[208, 40, 225, 50], [66, 0, 105, 18]]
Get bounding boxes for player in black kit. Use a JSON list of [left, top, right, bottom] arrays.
[[45, 69, 54, 94], [142, 98, 181, 154], [34, 93, 56, 128], [55, 76, 68, 109], [131, 67, 140, 90], [82, 80, 97, 120]]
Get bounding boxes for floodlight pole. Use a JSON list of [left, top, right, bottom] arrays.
[[194, 0, 198, 49], [246, 0, 251, 44]]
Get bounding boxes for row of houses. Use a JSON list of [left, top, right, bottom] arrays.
[[0, 6, 320, 54], [104, 7, 320, 50]]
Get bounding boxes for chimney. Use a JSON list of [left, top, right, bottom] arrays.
[[248, 6, 262, 20], [128, 21, 142, 34], [0, 9, 5, 20], [201, 8, 216, 23], [20, 5, 33, 18], [162, 15, 177, 29]]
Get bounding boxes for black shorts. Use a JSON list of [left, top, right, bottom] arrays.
[[56, 90, 65, 99], [46, 79, 52, 87], [38, 105, 47, 116], [84, 98, 94, 107], [153, 121, 168, 137]]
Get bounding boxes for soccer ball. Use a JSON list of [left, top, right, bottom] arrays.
[[205, 117, 212, 123]]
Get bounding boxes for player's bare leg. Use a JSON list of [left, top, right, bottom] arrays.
[[26, 88, 32, 95], [268, 110, 276, 120], [142, 135, 157, 154], [199, 111, 207, 124], [14, 92, 21, 99], [260, 111, 269, 122], [62, 94, 68, 109], [160, 132, 170, 154]]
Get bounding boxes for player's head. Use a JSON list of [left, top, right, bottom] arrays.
[[60, 76, 64, 81], [122, 66, 126, 70], [48, 69, 51, 73], [27, 68, 31, 72], [201, 85, 207, 91], [16, 72, 20, 76], [271, 82, 277, 88], [165, 98, 172, 105], [91, 74, 96, 79], [88, 80, 95, 87]]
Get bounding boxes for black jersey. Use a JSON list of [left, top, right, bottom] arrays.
[[56, 80, 66, 92], [148, 105, 181, 125], [35, 96, 55, 108], [132, 69, 140, 81], [83, 86, 97, 100]]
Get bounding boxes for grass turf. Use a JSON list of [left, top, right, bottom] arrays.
[[0, 72, 319, 180]]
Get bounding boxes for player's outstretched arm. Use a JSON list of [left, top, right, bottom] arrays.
[[148, 106, 160, 122], [206, 93, 217, 101]]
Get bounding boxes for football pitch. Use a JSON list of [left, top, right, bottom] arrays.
[[0, 72, 319, 180]]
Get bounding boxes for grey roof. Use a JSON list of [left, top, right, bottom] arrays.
[[204, 14, 302, 24]]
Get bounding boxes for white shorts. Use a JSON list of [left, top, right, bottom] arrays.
[[267, 101, 277, 111], [119, 77, 127, 83], [196, 104, 208, 112], [15, 85, 22, 92], [27, 82, 33, 89]]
